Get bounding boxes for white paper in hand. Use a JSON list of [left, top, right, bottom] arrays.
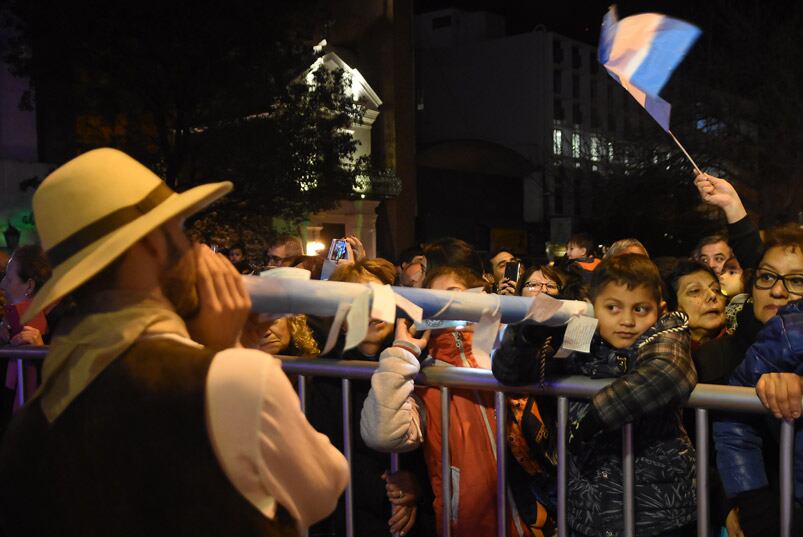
[[344, 289, 371, 351], [554, 315, 598, 358], [369, 283, 396, 324]]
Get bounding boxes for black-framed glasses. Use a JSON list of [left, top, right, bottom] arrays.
[[754, 269, 803, 296], [523, 281, 559, 292]]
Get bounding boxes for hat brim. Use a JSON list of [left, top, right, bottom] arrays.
[[22, 181, 232, 324]]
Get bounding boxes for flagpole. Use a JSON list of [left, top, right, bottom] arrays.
[[668, 130, 703, 176]]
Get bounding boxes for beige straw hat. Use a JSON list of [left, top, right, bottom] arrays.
[[22, 147, 232, 323]]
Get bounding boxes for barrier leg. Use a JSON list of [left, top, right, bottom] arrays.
[[557, 397, 568, 537], [622, 423, 635, 537], [441, 387, 451, 537], [495, 391, 508, 537], [342, 379, 354, 537], [696, 408, 709, 537], [297, 374, 307, 414], [780, 419, 794, 537]]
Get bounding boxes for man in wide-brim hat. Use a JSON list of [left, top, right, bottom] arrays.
[[0, 148, 348, 536]]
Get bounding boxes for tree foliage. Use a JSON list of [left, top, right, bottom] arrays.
[[1, 0, 367, 226]]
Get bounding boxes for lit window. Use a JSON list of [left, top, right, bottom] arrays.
[[571, 132, 581, 159], [590, 136, 601, 162], [607, 142, 614, 162], [553, 129, 563, 155]]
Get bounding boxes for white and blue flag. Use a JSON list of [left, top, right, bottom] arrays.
[[598, 6, 700, 131]]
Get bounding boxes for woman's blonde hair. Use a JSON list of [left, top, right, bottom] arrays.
[[330, 258, 396, 285], [287, 314, 320, 357]]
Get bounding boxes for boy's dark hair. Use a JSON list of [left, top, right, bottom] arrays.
[[397, 245, 423, 266], [663, 259, 719, 311], [423, 265, 490, 292], [487, 248, 515, 263], [568, 232, 594, 256], [423, 237, 485, 278], [12, 244, 52, 292], [590, 253, 663, 304], [691, 233, 730, 259]]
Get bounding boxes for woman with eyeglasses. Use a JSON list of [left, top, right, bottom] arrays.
[[708, 224, 803, 536], [517, 265, 563, 298]]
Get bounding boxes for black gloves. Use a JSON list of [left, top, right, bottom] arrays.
[[568, 405, 604, 455], [734, 487, 779, 536]]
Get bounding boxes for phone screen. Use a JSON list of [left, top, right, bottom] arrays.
[[504, 260, 521, 282], [328, 239, 348, 261]]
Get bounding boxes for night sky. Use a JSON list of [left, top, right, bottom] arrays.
[[412, 1, 788, 46]]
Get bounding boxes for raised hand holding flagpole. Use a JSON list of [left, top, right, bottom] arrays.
[[598, 5, 702, 174]]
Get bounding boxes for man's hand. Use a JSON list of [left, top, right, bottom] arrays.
[[10, 326, 44, 346], [383, 470, 419, 536], [186, 244, 252, 351], [694, 173, 747, 224], [497, 278, 517, 296], [756, 372, 803, 420], [726, 507, 744, 537], [345, 235, 366, 261]]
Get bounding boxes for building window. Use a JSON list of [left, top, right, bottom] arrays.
[[572, 46, 581, 69], [554, 99, 565, 121], [571, 132, 581, 159], [607, 142, 615, 162], [590, 135, 601, 162], [590, 111, 600, 129], [572, 103, 583, 126], [607, 113, 616, 132], [553, 39, 563, 63], [553, 129, 563, 155], [432, 15, 452, 29], [553, 70, 562, 94], [572, 74, 580, 98]]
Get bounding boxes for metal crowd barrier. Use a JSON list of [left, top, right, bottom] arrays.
[[1, 347, 796, 537]]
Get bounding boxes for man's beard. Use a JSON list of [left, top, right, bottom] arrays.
[[160, 231, 200, 319]]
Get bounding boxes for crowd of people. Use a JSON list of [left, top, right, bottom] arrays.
[[0, 147, 801, 537]]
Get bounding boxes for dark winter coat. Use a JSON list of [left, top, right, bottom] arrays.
[[494, 312, 697, 537]]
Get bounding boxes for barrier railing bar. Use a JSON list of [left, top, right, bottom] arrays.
[[696, 408, 709, 537], [495, 391, 508, 537], [441, 386, 451, 537], [15, 359, 24, 408], [622, 423, 635, 537], [0, 349, 795, 415], [780, 419, 794, 537], [557, 396, 568, 537], [341, 378, 354, 537], [297, 375, 307, 415], [277, 358, 776, 414], [0, 347, 48, 360], [298, 374, 309, 537], [389, 452, 400, 537]]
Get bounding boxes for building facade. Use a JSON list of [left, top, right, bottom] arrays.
[[415, 8, 646, 252]]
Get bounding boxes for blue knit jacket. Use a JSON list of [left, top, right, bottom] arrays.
[[713, 299, 803, 500]]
